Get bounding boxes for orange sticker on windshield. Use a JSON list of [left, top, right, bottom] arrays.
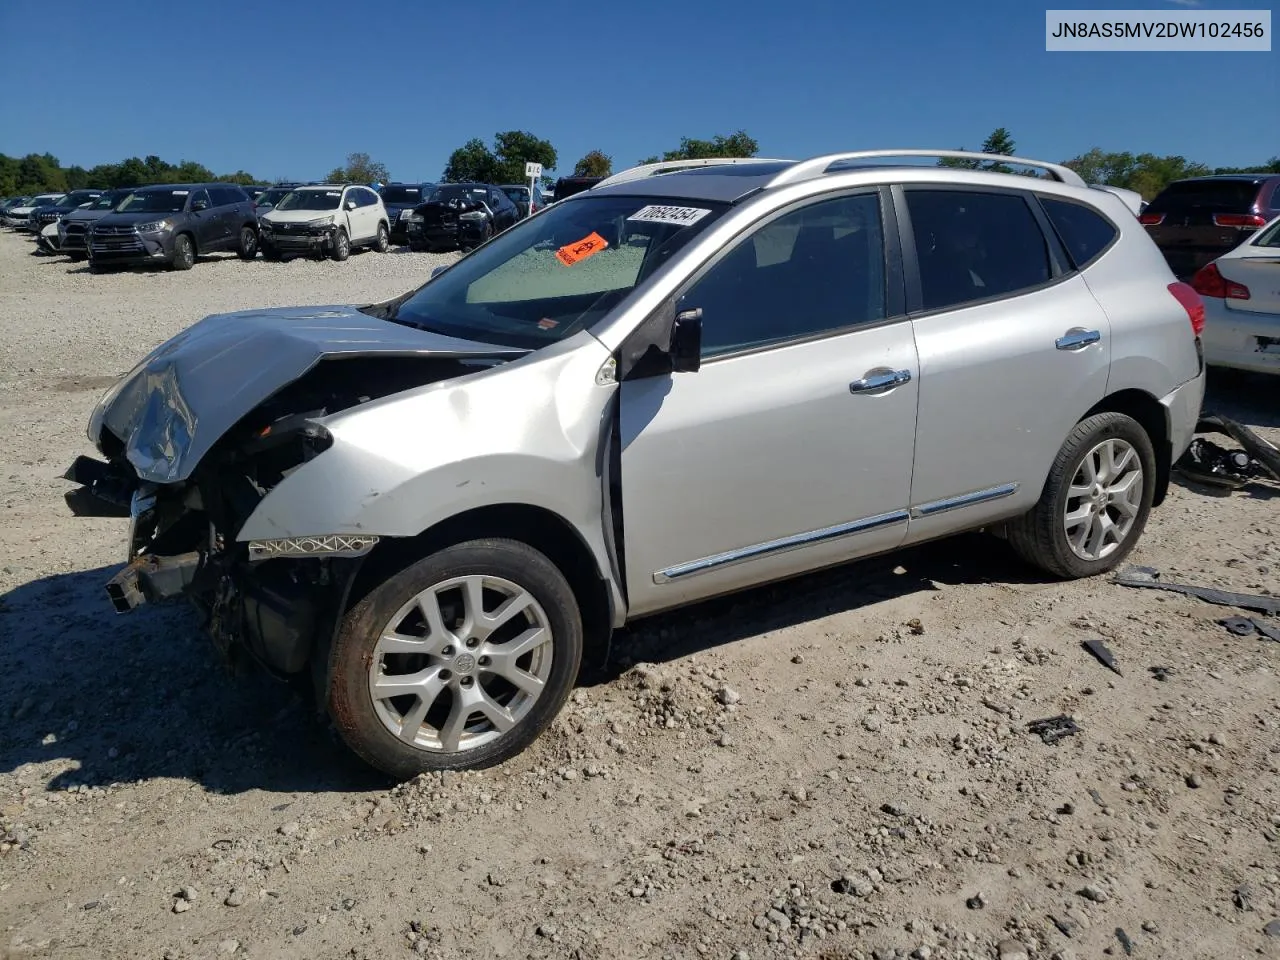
[[556, 232, 608, 266]]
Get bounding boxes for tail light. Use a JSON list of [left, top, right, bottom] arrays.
[[1138, 212, 1164, 225], [1212, 213, 1266, 228], [1168, 281, 1206, 336], [1189, 262, 1251, 300]]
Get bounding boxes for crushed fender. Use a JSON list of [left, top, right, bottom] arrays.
[[1027, 715, 1081, 745], [1113, 566, 1280, 617], [1081, 637, 1122, 676]]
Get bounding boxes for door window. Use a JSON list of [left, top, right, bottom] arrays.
[[1040, 197, 1118, 269], [906, 189, 1052, 311], [679, 193, 887, 358]]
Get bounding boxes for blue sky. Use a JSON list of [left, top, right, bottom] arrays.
[[0, 0, 1274, 181]]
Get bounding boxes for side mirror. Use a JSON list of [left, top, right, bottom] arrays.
[[191, 199, 209, 211], [670, 308, 702, 373]]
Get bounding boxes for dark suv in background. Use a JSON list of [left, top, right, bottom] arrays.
[[88, 183, 259, 272], [379, 182, 437, 242], [56, 189, 131, 260], [1141, 174, 1280, 278]]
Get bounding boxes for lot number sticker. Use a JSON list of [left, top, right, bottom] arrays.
[[627, 205, 712, 226], [556, 232, 609, 266]]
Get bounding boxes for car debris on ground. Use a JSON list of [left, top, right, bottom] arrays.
[[1113, 566, 1280, 616], [1026, 715, 1081, 745], [1174, 413, 1280, 490]]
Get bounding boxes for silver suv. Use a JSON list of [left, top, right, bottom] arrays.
[[66, 150, 1207, 779]]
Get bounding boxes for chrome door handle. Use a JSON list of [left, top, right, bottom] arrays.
[[1056, 329, 1101, 350], [849, 369, 912, 393]]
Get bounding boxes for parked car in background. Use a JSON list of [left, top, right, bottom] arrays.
[[4, 192, 65, 230], [30, 189, 106, 251], [64, 149, 1206, 779], [1141, 174, 1280, 279], [259, 183, 390, 262], [405, 182, 519, 252], [379, 182, 437, 243], [0, 196, 32, 220], [551, 175, 604, 201], [253, 184, 300, 218], [499, 183, 545, 218], [87, 183, 259, 272], [1190, 214, 1280, 375], [54, 188, 131, 260]]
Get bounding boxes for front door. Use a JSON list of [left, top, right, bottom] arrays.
[[898, 186, 1113, 544], [188, 189, 220, 250], [619, 191, 920, 617]]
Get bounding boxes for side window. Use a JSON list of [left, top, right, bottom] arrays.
[[189, 189, 211, 210], [681, 193, 887, 359], [209, 186, 235, 207], [1041, 197, 1118, 269], [361, 189, 378, 207], [905, 189, 1051, 312]]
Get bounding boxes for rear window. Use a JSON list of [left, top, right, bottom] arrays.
[[1041, 198, 1118, 269], [1148, 180, 1261, 213], [381, 186, 425, 204]]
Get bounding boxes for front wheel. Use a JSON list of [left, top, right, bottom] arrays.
[[170, 234, 195, 271], [331, 228, 350, 261], [328, 539, 583, 779], [373, 223, 389, 253], [1007, 412, 1156, 579]]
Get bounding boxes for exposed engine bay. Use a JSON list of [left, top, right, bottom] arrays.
[[65, 353, 511, 679]]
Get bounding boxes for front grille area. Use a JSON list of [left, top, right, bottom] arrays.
[[93, 224, 139, 237], [90, 227, 145, 255], [63, 221, 88, 237]]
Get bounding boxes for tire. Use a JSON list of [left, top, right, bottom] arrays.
[[331, 228, 350, 262], [327, 538, 583, 780], [236, 225, 258, 260], [1007, 412, 1156, 580], [170, 234, 195, 271], [373, 222, 389, 253]]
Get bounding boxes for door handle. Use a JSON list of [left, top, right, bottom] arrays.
[[849, 369, 912, 393], [1056, 329, 1101, 350]]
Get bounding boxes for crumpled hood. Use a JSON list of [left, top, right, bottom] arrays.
[[90, 304, 524, 484]]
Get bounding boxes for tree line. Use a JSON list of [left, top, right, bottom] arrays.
[[5, 129, 1277, 200]]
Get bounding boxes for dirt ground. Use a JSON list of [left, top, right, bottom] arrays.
[[0, 230, 1277, 960]]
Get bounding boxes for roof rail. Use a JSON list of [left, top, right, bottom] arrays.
[[593, 157, 790, 190], [766, 150, 1086, 188]]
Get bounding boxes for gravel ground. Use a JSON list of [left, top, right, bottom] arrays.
[[1, 229, 1278, 960]]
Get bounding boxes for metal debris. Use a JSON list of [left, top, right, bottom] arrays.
[[1148, 665, 1174, 682], [1218, 617, 1280, 643], [1115, 927, 1133, 956], [1113, 567, 1280, 617], [1081, 637, 1122, 676], [1027, 715, 1081, 745], [1175, 437, 1267, 489], [1195, 414, 1280, 481]]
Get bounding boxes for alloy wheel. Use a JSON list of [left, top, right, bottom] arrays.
[[1063, 438, 1143, 561], [367, 574, 554, 753]]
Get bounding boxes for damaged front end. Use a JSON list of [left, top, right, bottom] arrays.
[[64, 305, 525, 678]]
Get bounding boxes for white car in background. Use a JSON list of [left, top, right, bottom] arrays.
[[1190, 215, 1280, 375], [3, 192, 65, 230], [258, 184, 391, 262]]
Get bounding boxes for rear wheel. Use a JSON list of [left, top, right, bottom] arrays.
[[331, 228, 350, 262], [236, 225, 258, 260], [327, 539, 583, 779], [1007, 412, 1156, 579], [170, 234, 195, 271], [373, 223, 389, 253]]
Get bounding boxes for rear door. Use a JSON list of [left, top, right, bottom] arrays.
[[899, 186, 1112, 544], [1144, 179, 1266, 278]]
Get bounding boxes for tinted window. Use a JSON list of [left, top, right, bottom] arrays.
[[906, 190, 1051, 312], [119, 190, 191, 214], [363, 189, 380, 207], [1042, 198, 1118, 269], [681, 193, 887, 359], [1148, 179, 1261, 213], [381, 185, 424, 204], [209, 186, 241, 206]]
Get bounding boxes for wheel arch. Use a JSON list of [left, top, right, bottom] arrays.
[[345, 503, 615, 665], [1083, 388, 1171, 506]]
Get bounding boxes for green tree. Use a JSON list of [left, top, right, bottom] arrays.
[[442, 138, 501, 183], [492, 130, 558, 183], [938, 127, 1017, 171], [639, 130, 759, 164], [326, 151, 390, 184], [218, 170, 259, 186], [572, 150, 613, 178]]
